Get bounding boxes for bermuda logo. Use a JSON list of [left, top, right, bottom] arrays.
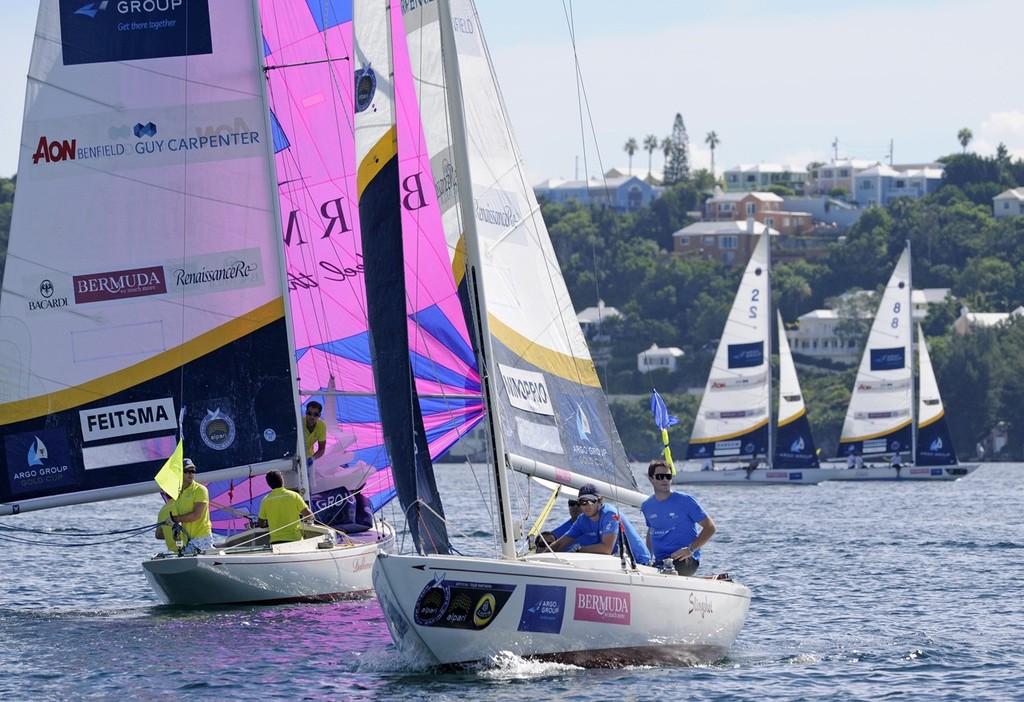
[[134, 122, 157, 138], [201, 408, 237, 451]]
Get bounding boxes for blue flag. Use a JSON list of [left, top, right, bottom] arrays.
[[650, 389, 678, 430]]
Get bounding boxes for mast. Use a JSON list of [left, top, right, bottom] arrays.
[[437, 0, 517, 559], [907, 240, 916, 463], [252, 0, 308, 497], [766, 232, 774, 469]]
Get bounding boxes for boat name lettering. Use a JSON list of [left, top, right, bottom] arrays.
[[434, 159, 457, 206], [80, 398, 178, 441], [283, 198, 353, 248], [475, 201, 519, 228], [399, 0, 435, 15], [688, 593, 714, 619], [74, 266, 167, 303], [116, 0, 183, 14], [173, 260, 258, 287]]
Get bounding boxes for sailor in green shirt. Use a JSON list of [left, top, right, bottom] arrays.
[[258, 470, 314, 543]]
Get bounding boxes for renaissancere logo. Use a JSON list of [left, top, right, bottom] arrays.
[[79, 398, 177, 442], [498, 364, 554, 416]]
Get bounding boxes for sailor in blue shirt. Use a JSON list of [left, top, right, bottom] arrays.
[[641, 459, 716, 576], [549, 484, 652, 565]]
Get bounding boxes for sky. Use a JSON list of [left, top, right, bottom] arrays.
[[2, 1, 1023, 183]]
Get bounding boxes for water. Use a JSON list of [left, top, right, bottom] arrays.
[[2, 464, 1022, 701]]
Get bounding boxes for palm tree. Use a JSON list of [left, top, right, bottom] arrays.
[[623, 137, 638, 175], [660, 136, 672, 172], [705, 131, 720, 177], [643, 134, 658, 178], [957, 127, 973, 153]]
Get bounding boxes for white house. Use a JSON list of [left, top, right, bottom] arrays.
[[952, 305, 1024, 335], [993, 188, 1024, 219], [637, 343, 684, 373], [576, 300, 621, 339]]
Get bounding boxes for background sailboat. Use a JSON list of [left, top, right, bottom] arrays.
[[830, 246, 977, 481], [675, 235, 833, 485], [367, 0, 750, 667]]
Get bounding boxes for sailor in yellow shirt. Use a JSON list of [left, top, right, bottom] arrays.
[[155, 499, 184, 552], [165, 458, 215, 554], [258, 470, 314, 543], [303, 400, 327, 467]]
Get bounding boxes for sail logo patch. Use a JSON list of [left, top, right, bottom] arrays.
[[518, 584, 566, 634], [73, 266, 167, 304], [574, 587, 630, 625], [27, 277, 70, 312], [80, 398, 177, 442], [499, 364, 554, 416], [60, 0, 212, 66], [728, 341, 764, 369], [412, 573, 515, 630], [354, 65, 377, 113], [870, 347, 905, 371], [169, 249, 264, 296], [4, 429, 79, 497], [201, 408, 237, 451]]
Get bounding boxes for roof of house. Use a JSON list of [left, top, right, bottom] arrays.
[[673, 220, 778, 236], [994, 187, 1024, 201]]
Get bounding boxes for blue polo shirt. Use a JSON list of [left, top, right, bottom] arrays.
[[565, 503, 651, 565], [641, 491, 708, 562]]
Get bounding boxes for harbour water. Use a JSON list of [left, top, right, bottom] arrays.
[[2, 463, 1022, 701]]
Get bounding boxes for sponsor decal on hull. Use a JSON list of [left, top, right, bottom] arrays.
[[574, 587, 630, 625], [413, 573, 515, 630], [518, 584, 566, 634]]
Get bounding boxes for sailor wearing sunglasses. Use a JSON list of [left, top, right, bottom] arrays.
[[548, 484, 652, 565], [641, 459, 716, 576]]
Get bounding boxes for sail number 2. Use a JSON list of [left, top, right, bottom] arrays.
[[749, 288, 761, 319]]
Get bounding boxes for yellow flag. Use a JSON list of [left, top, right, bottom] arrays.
[[154, 440, 184, 499]]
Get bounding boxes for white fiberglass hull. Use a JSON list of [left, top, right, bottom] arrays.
[[824, 463, 979, 481], [142, 523, 394, 606], [372, 551, 750, 668], [673, 467, 840, 486]]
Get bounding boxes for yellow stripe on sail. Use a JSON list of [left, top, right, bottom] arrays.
[[917, 410, 944, 429], [1, 297, 286, 424], [356, 126, 398, 199], [776, 407, 806, 428], [688, 417, 771, 445], [488, 314, 602, 388], [841, 418, 914, 444]]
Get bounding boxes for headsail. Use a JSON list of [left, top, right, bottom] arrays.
[[915, 324, 957, 466], [774, 311, 820, 468], [687, 234, 771, 462], [0, 1, 299, 515], [838, 247, 913, 458], [255, 1, 482, 532]]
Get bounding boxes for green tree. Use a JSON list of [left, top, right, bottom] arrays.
[[643, 134, 659, 179], [704, 131, 720, 177], [957, 127, 973, 153], [623, 137, 638, 175], [663, 114, 690, 186]]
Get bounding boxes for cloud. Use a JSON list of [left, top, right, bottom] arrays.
[[975, 110, 1024, 159]]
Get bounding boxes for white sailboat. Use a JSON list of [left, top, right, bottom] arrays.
[[674, 235, 836, 485], [829, 245, 977, 481], [365, 0, 750, 667], [0, 0, 502, 605]]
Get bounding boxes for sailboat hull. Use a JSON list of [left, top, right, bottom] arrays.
[[372, 552, 750, 668], [823, 463, 979, 481], [673, 467, 840, 485], [142, 523, 394, 606]]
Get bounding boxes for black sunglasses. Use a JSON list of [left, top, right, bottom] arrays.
[[652, 473, 673, 481], [568, 500, 579, 507], [577, 497, 598, 505]]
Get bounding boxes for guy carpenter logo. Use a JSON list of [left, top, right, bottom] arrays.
[[134, 122, 157, 138], [74, 266, 167, 304], [574, 587, 630, 625]]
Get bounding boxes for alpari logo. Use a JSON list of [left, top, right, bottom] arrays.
[[134, 122, 157, 138], [32, 136, 76, 164], [354, 64, 377, 113], [74, 1, 109, 18], [28, 436, 49, 466]]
